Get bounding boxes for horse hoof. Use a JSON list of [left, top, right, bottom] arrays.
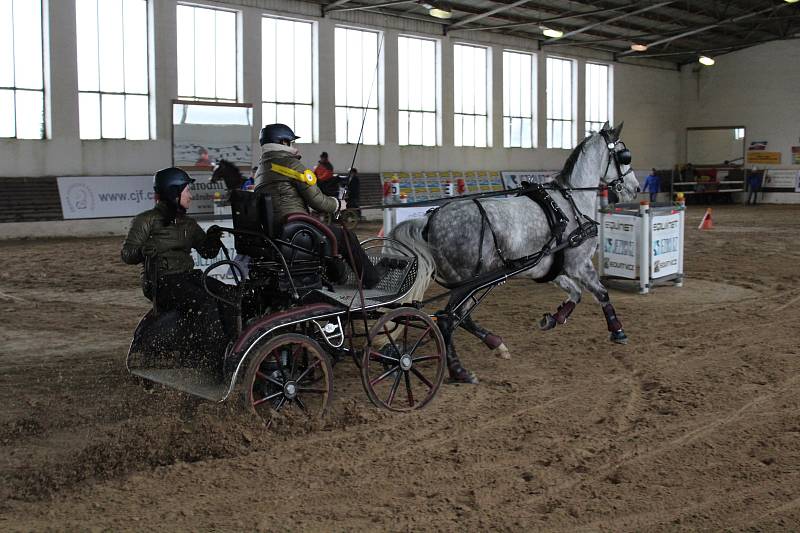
[[610, 330, 629, 344], [539, 313, 557, 331], [495, 342, 511, 360], [448, 368, 479, 384]]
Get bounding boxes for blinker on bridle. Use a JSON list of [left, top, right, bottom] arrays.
[[600, 130, 632, 194]]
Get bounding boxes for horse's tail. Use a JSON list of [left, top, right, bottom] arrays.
[[390, 218, 435, 303]]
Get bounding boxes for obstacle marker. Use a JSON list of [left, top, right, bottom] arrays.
[[698, 208, 713, 230], [377, 225, 384, 237]]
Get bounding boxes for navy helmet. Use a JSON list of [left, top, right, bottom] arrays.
[[259, 123, 300, 146], [154, 167, 194, 207]]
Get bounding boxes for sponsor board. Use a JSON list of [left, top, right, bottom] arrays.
[[500, 171, 557, 189], [57, 174, 226, 219], [650, 213, 681, 278], [763, 169, 800, 191], [746, 151, 781, 165], [602, 214, 638, 279]]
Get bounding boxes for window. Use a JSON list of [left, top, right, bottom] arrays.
[[398, 35, 437, 146], [734, 127, 745, 140], [335, 27, 380, 145], [503, 50, 534, 148], [76, 0, 149, 140], [177, 3, 237, 102], [546, 57, 575, 149], [454, 44, 488, 148], [262, 17, 313, 142], [0, 0, 44, 139], [585, 62, 611, 136]]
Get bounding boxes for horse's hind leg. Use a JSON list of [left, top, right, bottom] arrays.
[[574, 261, 628, 344], [540, 275, 582, 331], [456, 298, 511, 359], [436, 312, 479, 384]]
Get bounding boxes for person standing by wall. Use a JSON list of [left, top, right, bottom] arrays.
[[747, 166, 762, 205], [314, 152, 338, 197], [345, 167, 361, 220], [642, 168, 660, 203]]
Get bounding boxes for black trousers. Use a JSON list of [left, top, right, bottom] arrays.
[[147, 270, 236, 339], [327, 225, 381, 289]]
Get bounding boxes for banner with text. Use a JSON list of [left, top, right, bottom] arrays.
[[650, 213, 681, 278], [602, 215, 638, 279], [57, 175, 226, 219]]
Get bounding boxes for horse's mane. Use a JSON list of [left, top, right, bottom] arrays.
[[555, 134, 593, 187]]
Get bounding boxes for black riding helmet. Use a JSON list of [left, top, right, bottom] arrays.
[[154, 167, 194, 209], [259, 123, 300, 146]]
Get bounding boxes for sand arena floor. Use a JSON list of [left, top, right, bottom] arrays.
[[1, 204, 799, 531]]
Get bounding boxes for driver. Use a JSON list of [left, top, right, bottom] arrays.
[[253, 123, 385, 288], [121, 167, 234, 338]]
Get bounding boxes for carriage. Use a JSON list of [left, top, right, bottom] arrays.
[[127, 188, 447, 422]]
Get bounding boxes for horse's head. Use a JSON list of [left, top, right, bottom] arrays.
[[210, 159, 245, 191], [598, 122, 639, 203]]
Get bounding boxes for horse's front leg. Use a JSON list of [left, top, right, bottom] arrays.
[[574, 262, 628, 344], [540, 275, 582, 331]]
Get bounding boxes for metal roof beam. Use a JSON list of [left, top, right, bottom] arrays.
[[448, 5, 631, 33], [618, 3, 791, 56], [323, 0, 354, 13], [325, 0, 414, 14], [543, 1, 675, 43], [447, 0, 532, 31]]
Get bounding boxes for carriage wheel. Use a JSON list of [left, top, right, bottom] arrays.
[[243, 333, 333, 424], [361, 308, 445, 412]]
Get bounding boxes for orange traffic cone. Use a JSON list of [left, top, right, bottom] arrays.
[[377, 225, 384, 237], [698, 208, 714, 230]]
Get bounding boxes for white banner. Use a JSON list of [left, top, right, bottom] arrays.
[[763, 169, 800, 191], [601, 215, 638, 279], [57, 175, 226, 219], [501, 170, 557, 189], [395, 206, 432, 225], [650, 213, 681, 278], [192, 221, 245, 285]]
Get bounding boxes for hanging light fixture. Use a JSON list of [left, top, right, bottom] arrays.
[[540, 26, 564, 39], [784, 0, 799, 4], [419, 1, 452, 19], [630, 43, 648, 52], [699, 55, 715, 66]]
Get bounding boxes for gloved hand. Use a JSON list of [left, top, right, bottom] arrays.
[[206, 225, 223, 241], [141, 242, 158, 258]]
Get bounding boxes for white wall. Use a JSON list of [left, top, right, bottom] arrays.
[[679, 39, 800, 170], [0, 0, 683, 181]]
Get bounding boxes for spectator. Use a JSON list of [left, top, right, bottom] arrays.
[[195, 147, 212, 167], [747, 166, 762, 206], [642, 168, 660, 203], [241, 166, 256, 191], [315, 152, 339, 197]]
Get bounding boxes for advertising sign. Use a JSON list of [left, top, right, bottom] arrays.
[[601, 215, 638, 279], [791, 146, 800, 165], [746, 151, 781, 165], [650, 213, 681, 278], [500, 171, 557, 189], [57, 175, 225, 219]]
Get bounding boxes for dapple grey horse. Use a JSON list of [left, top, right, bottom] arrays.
[[391, 123, 640, 383]]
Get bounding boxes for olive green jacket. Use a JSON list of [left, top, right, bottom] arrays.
[[121, 202, 222, 282], [253, 144, 339, 223]]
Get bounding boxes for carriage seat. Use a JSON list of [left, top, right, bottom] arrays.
[[229, 189, 338, 263]]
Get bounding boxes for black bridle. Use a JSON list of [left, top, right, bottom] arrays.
[[599, 130, 633, 195]]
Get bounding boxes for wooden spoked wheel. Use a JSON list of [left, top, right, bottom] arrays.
[[361, 308, 446, 412], [243, 333, 333, 423]]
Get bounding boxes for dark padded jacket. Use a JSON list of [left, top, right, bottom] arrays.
[[253, 144, 338, 223], [121, 202, 222, 284]]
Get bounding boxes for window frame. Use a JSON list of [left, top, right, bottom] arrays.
[[76, 0, 152, 140], [261, 14, 316, 143], [453, 42, 490, 148], [502, 48, 536, 149], [546, 55, 576, 149], [334, 25, 383, 146], [397, 34, 440, 147], [0, 0, 46, 139], [584, 61, 613, 137], [176, 2, 240, 103]]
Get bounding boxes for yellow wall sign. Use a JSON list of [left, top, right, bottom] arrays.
[[746, 151, 781, 164]]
